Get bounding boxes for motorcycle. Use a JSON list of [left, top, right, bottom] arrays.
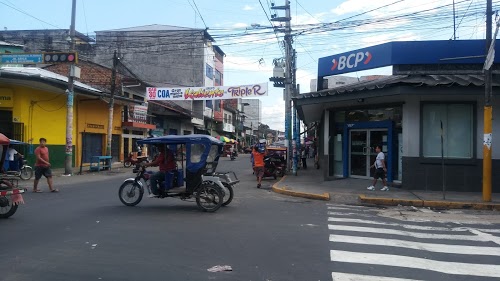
[[229, 151, 237, 161], [5, 156, 33, 180], [3, 139, 33, 180], [0, 133, 26, 219], [119, 135, 239, 212], [123, 152, 149, 168]]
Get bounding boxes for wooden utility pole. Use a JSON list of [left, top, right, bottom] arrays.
[[64, 0, 76, 175], [106, 50, 118, 157], [483, 0, 493, 202]]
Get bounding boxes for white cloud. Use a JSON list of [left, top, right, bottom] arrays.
[[243, 4, 254, 11], [232, 22, 249, 28], [331, 0, 451, 16]]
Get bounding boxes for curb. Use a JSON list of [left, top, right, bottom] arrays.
[[358, 194, 500, 211], [271, 176, 330, 201]]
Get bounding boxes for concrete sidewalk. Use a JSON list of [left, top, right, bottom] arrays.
[[272, 159, 500, 210]]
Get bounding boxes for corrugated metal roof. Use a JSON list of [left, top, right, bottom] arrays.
[[0, 67, 101, 93], [299, 74, 500, 99], [97, 24, 200, 32]]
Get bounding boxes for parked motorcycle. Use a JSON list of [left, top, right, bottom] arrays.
[[123, 152, 149, 168], [6, 157, 33, 180]]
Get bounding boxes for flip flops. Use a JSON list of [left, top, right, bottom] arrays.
[[32, 189, 43, 193], [50, 189, 59, 193]]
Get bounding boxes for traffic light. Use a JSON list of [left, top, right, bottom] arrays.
[[43, 52, 78, 64]]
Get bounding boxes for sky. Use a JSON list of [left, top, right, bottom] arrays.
[[0, 0, 496, 130]]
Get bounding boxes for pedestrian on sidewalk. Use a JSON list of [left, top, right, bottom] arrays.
[[301, 147, 307, 169], [367, 145, 389, 191], [33, 138, 59, 193], [252, 145, 266, 188]]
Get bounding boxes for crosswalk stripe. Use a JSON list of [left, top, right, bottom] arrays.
[[328, 212, 376, 218], [329, 234, 500, 256], [330, 250, 500, 277], [331, 272, 423, 281], [328, 217, 500, 233], [327, 206, 375, 211], [328, 225, 490, 241]]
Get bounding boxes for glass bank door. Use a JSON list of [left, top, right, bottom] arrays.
[[350, 129, 388, 178]]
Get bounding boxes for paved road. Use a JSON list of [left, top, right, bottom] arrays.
[[0, 155, 331, 281], [1, 154, 499, 281]]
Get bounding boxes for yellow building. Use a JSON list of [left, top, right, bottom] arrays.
[[0, 67, 141, 169]]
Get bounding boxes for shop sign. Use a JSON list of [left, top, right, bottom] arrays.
[[130, 105, 148, 121], [146, 83, 268, 101], [223, 123, 235, 133], [87, 123, 104, 129], [0, 91, 13, 108]]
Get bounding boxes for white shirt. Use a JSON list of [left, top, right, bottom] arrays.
[[375, 152, 385, 169], [7, 148, 18, 161]]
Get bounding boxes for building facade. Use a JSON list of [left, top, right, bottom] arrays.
[[297, 40, 500, 192]]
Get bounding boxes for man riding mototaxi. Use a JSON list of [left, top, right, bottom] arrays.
[[143, 144, 176, 197]]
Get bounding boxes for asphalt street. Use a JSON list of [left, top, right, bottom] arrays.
[[1, 154, 500, 281]]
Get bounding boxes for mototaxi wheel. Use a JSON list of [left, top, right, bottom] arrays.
[[221, 182, 234, 206], [20, 166, 33, 180], [195, 182, 223, 212], [124, 161, 132, 168], [0, 196, 19, 219], [119, 181, 144, 206]]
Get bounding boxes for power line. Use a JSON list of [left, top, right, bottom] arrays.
[[0, 0, 61, 29], [189, 0, 208, 29]]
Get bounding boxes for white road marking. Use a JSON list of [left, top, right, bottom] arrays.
[[329, 234, 500, 256], [332, 272, 423, 281], [327, 206, 375, 211], [328, 217, 500, 233], [469, 229, 500, 246], [328, 212, 376, 218], [330, 250, 500, 277], [328, 225, 491, 241]]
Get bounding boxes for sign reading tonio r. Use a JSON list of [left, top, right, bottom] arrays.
[[318, 40, 500, 78]]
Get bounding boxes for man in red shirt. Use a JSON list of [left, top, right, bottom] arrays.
[[144, 145, 176, 197], [252, 145, 266, 188], [33, 138, 58, 193]]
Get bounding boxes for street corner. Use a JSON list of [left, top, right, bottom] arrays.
[[272, 176, 330, 201], [358, 194, 500, 211]]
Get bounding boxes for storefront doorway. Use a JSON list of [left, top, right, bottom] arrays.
[[349, 129, 388, 178]]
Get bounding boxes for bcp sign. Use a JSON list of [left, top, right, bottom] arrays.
[[331, 51, 372, 71], [318, 43, 392, 77]]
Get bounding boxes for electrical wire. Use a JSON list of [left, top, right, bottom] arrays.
[[0, 0, 61, 29]]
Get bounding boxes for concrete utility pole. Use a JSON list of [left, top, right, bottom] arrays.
[[483, 0, 493, 202], [106, 50, 118, 157], [271, 1, 293, 172], [64, 0, 77, 175]]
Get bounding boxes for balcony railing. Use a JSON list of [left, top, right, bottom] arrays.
[[122, 111, 156, 130]]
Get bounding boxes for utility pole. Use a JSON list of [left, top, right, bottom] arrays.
[[483, 0, 493, 202], [271, 1, 293, 172], [64, 0, 77, 175], [292, 49, 299, 176], [106, 50, 118, 157]]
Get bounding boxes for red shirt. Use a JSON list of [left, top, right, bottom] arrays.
[[157, 151, 176, 171], [252, 151, 265, 167], [35, 146, 50, 167]]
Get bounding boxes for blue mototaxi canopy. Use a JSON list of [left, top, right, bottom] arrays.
[[9, 139, 26, 145], [138, 134, 223, 146], [138, 134, 223, 173]]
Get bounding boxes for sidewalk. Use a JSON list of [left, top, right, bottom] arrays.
[[17, 162, 131, 187], [272, 159, 500, 210]]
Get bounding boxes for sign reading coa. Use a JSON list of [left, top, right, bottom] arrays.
[[147, 83, 268, 101]]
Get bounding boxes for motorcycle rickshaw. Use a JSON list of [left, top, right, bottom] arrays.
[[2, 138, 33, 180], [0, 133, 26, 218], [264, 145, 287, 178], [118, 135, 239, 212]]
